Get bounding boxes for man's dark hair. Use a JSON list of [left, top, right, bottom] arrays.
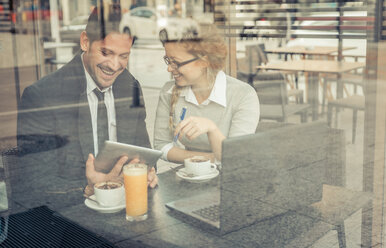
[[85, 7, 135, 45]]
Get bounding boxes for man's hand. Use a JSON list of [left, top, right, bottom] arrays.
[[85, 154, 157, 196], [85, 153, 129, 186], [147, 167, 158, 188]]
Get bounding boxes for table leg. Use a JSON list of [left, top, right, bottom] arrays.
[[334, 73, 344, 119], [305, 72, 309, 101], [336, 73, 343, 99], [307, 72, 319, 120]]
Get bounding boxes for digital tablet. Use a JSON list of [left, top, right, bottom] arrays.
[[94, 141, 163, 173]]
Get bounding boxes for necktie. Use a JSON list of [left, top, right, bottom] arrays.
[[93, 89, 109, 153]]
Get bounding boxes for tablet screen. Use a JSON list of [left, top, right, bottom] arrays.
[[94, 141, 163, 173]]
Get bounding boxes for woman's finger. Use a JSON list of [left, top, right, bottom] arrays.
[[180, 121, 195, 137], [189, 129, 202, 140], [174, 121, 186, 136], [184, 124, 197, 138], [174, 117, 193, 136]]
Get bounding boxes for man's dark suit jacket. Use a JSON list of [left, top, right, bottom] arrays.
[[17, 53, 151, 182]]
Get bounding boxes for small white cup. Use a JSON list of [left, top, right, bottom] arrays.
[[94, 181, 125, 207], [184, 156, 216, 176]]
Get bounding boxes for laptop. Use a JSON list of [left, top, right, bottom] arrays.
[[166, 122, 332, 235]]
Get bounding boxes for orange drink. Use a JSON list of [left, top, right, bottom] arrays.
[[123, 163, 148, 221]]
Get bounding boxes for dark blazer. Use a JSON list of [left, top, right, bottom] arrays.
[[17, 53, 151, 180]]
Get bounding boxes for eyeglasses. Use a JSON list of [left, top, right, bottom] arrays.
[[163, 56, 199, 69]]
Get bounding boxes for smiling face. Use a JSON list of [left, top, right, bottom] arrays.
[[80, 31, 133, 89], [164, 42, 208, 89]]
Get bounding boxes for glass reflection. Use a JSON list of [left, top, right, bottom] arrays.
[[0, 0, 383, 247]]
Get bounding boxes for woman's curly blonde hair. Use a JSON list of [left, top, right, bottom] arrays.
[[166, 25, 228, 132]]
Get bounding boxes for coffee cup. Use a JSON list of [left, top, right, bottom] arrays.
[[93, 181, 125, 207], [184, 156, 216, 176]]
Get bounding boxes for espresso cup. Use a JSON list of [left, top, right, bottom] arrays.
[[94, 181, 125, 207], [184, 156, 216, 176]]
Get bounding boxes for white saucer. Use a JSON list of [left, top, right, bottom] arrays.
[[176, 167, 219, 183], [84, 195, 126, 214]]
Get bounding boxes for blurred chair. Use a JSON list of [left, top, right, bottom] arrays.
[[237, 44, 304, 103], [320, 72, 364, 113], [284, 184, 372, 248], [327, 95, 365, 144], [320, 54, 365, 113], [254, 76, 310, 123], [236, 44, 266, 85], [327, 75, 365, 144], [255, 124, 372, 248], [256, 43, 304, 103]]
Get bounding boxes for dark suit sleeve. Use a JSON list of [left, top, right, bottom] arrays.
[[114, 74, 154, 169], [17, 85, 57, 154], [132, 80, 155, 171], [134, 80, 151, 149], [15, 84, 65, 195]]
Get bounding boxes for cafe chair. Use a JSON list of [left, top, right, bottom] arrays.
[[254, 78, 310, 123], [318, 126, 370, 248], [236, 44, 267, 85], [320, 53, 365, 113], [327, 75, 365, 143], [256, 43, 304, 103], [320, 72, 363, 112], [237, 44, 303, 102], [237, 44, 304, 103], [267, 125, 371, 248], [327, 95, 365, 144], [255, 123, 371, 248], [284, 185, 372, 248]]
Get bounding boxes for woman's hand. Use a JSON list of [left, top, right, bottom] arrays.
[[174, 116, 217, 141], [172, 116, 225, 162]]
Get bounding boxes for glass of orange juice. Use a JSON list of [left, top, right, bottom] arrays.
[[123, 163, 148, 221]]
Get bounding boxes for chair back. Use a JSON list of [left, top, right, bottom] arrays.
[[254, 80, 288, 121], [257, 43, 269, 64], [236, 57, 249, 75], [254, 80, 288, 105], [340, 73, 366, 95], [236, 44, 270, 85], [245, 44, 267, 73]]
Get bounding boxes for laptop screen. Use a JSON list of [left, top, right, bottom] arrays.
[[166, 122, 337, 236], [219, 122, 329, 234]]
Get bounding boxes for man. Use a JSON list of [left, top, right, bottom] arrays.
[[17, 8, 157, 205]]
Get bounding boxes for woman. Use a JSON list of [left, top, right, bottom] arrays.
[[154, 26, 260, 163]]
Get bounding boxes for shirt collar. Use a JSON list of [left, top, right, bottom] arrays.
[[167, 70, 227, 107], [82, 52, 112, 95]]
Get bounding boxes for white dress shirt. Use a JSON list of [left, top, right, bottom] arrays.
[[81, 53, 117, 156]]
